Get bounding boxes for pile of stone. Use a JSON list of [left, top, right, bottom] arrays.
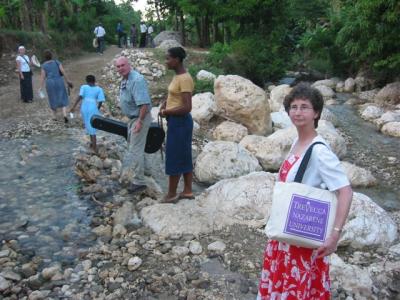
[[99, 49, 166, 108]]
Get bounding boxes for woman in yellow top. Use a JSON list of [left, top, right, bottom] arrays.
[[159, 47, 194, 203]]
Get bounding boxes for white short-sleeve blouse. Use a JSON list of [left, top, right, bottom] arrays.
[[284, 135, 350, 191]]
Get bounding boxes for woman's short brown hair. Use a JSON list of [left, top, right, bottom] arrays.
[[43, 49, 52, 61], [283, 82, 324, 128]]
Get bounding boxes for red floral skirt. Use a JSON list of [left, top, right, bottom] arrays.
[[257, 240, 331, 300]]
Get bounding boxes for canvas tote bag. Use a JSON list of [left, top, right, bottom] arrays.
[[265, 142, 338, 248]]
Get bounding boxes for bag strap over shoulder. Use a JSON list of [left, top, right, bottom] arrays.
[[294, 141, 326, 183]]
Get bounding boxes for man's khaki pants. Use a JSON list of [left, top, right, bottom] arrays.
[[120, 113, 151, 186]]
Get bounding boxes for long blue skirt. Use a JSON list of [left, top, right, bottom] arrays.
[[46, 77, 69, 110], [80, 100, 100, 135], [165, 114, 193, 176]]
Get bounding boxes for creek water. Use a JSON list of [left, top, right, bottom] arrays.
[[0, 131, 96, 267], [330, 93, 400, 210]]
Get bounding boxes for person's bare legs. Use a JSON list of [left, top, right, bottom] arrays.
[[181, 172, 193, 197], [166, 175, 180, 199], [62, 107, 68, 123], [52, 109, 57, 121], [90, 135, 97, 153]]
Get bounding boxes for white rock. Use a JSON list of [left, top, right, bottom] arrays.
[[344, 78, 356, 93], [357, 89, 379, 102], [373, 110, 400, 128], [315, 84, 335, 99], [157, 39, 183, 50], [360, 105, 384, 121], [330, 254, 373, 298], [214, 75, 272, 135], [81, 260, 92, 271], [196, 70, 216, 81], [172, 246, 190, 257], [112, 224, 127, 238], [312, 78, 339, 89], [269, 84, 291, 112], [28, 290, 45, 300], [154, 31, 182, 46], [92, 225, 112, 237], [0, 250, 10, 258], [335, 81, 344, 93], [388, 243, 400, 257], [374, 81, 400, 105], [141, 172, 276, 235], [207, 241, 226, 252], [341, 161, 377, 187], [0, 276, 10, 292], [194, 141, 261, 184], [127, 257, 142, 271], [113, 201, 137, 226], [340, 192, 398, 248], [271, 111, 292, 130], [240, 121, 346, 170], [320, 108, 339, 127], [213, 121, 248, 142], [381, 121, 400, 137], [0, 270, 21, 281], [191, 92, 217, 123], [189, 241, 203, 255], [42, 265, 61, 280], [88, 155, 103, 169]]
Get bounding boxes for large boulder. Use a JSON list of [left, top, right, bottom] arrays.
[[344, 77, 356, 93], [194, 141, 261, 184], [357, 89, 380, 102], [360, 105, 384, 121], [214, 75, 272, 135], [381, 121, 400, 137], [191, 92, 217, 123], [320, 108, 339, 127], [312, 78, 340, 89], [141, 174, 397, 250], [240, 121, 346, 170], [157, 39, 183, 50], [141, 172, 276, 235], [340, 192, 398, 249], [196, 70, 216, 81], [340, 161, 377, 187], [240, 130, 297, 171], [374, 82, 400, 105], [314, 85, 335, 99], [269, 84, 291, 112], [330, 254, 373, 299], [213, 121, 248, 143], [153, 31, 182, 46], [271, 111, 292, 130], [373, 110, 400, 128]]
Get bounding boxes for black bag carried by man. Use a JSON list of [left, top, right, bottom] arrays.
[[90, 115, 165, 154]]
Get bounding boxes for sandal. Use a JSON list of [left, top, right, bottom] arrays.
[[178, 193, 195, 200], [161, 194, 179, 204]]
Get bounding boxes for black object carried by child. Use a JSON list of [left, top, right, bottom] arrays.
[[90, 115, 165, 154]]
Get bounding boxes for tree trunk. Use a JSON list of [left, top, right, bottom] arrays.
[[174, 9, 179, 31], [19, 1, 31, 31], [179, 10, 185, 46], [202, 13, 210, 47], [195, 17, 203, 48], [224, 23, 231, 44]]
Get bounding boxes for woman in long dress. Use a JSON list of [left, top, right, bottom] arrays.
[[257, 83, 353, 300], [39, 49, 73, 122]]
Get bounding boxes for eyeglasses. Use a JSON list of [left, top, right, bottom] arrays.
[[289, 105, 314, 112]]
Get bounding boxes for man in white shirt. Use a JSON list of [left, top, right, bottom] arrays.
[[139, 21, 147, 48], [146, 24, 154, 47], [94, 23, 106, 54], [15, 46, 33, 103]]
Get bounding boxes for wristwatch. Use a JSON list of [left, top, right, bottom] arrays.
[[333, 227, 342, 233]]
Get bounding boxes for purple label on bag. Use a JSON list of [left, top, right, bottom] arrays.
[[284, 194, 330, 242]]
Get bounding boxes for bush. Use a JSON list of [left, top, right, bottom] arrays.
[[188, 61, 223, 94]]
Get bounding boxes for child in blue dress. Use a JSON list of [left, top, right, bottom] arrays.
[[70, 75, 105, 153]]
